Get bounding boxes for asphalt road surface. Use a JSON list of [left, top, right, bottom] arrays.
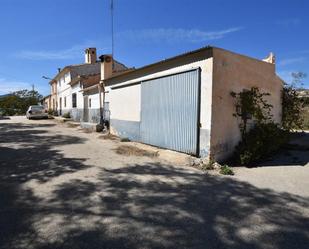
[[0, 116, 308, 249]]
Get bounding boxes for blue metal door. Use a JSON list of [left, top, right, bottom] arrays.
[[140, 69, 200, 155]]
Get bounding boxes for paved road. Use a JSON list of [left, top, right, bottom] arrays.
[[0, 117, 308, 249]]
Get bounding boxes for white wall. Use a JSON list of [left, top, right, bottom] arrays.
[[106, 84, 141, 121], [57, 82, 84, 113], [88, 92, 100, 109], [105, 57, 213, 156], [57, 72, 72, 113]]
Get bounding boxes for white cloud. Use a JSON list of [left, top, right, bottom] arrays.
[[117, 27, 243, 43], [279, 57, 306, 66], [15, 42, 108, 60]]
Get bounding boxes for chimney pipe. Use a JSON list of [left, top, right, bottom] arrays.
[[99, 54, 113, 81], [57, 68, 61, 73], [85, 48, 97, 64]]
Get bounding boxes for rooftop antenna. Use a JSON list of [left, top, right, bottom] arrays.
[[111, 0, 115, 70]]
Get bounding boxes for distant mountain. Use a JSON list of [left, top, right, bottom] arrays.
[[0, 94, 13, 99]]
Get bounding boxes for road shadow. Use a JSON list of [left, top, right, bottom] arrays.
[[10, 163, 308, 249], [0, 122, 91, 248], [0, 122, 308, 249], [255, 132, 309, 167], [0, 116, 10, 120]]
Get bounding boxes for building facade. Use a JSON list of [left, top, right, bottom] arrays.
[[47, 46, 283, 161], [49, 48, 128, 122], [101, 47, 283, 161], [50, 48, 101, 120]]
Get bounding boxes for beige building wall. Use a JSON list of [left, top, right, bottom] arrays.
[[210, 48, 283, 162], [43, 96, 51, 110]]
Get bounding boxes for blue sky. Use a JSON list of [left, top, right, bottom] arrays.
[[0, 0, 308, 95]]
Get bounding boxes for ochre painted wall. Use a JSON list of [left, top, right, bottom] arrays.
[[210, 48, 283, 162]]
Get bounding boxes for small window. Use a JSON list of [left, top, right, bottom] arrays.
[[89, 98, 91, 108], [64, 97, 66, 108], [72, 93, 77, 108]]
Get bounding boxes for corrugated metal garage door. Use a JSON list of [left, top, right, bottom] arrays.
[[140, 69, 200, 155]]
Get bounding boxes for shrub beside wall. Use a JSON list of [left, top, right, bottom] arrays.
[[234, 123, 289, 165], [231, 87, 288, 165]]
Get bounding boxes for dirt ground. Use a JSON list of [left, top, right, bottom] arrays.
[[0, 116, 308, 249]]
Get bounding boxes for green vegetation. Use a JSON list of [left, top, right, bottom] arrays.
[[0, 89, 42, 116], [219, 165, 234, 175], [230, 72, 308, 165], [47, 109, 54, 115], [234, 123, 288, 165], [302, 107, 309, 130], [200, 159, 215, 171], [62, 112, 71, 119], [231, 87, 288, 165], [282, 72, 307, 130], [230, 87, 273, 137]]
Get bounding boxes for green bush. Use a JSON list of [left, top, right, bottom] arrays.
[[282, 84, 304, 130], [234, 123, 289, 165], [47, 109, 54, 115], [62, 112, 71, 119], [0, 108, 16, 116], [219, 165, 234, 175], [0, 90, 43, 116], [302, 107, 309, 130]]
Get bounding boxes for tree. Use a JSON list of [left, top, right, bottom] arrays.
[[282, 72, 307, 130], [0, 89, 43, 115]]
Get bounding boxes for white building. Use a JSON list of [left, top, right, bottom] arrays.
[[50, 48, 128, 123], [50, 46, 283, 161], [98, 46, 283, 161], [52, 48, 101, 121]]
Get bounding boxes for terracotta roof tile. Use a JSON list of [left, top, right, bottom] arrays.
[[81, 74, 101, 89]]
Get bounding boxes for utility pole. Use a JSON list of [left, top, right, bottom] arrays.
[[111, 0, 115, 70]]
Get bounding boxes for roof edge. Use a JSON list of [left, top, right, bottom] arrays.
[[105, 45, 213, 81]]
